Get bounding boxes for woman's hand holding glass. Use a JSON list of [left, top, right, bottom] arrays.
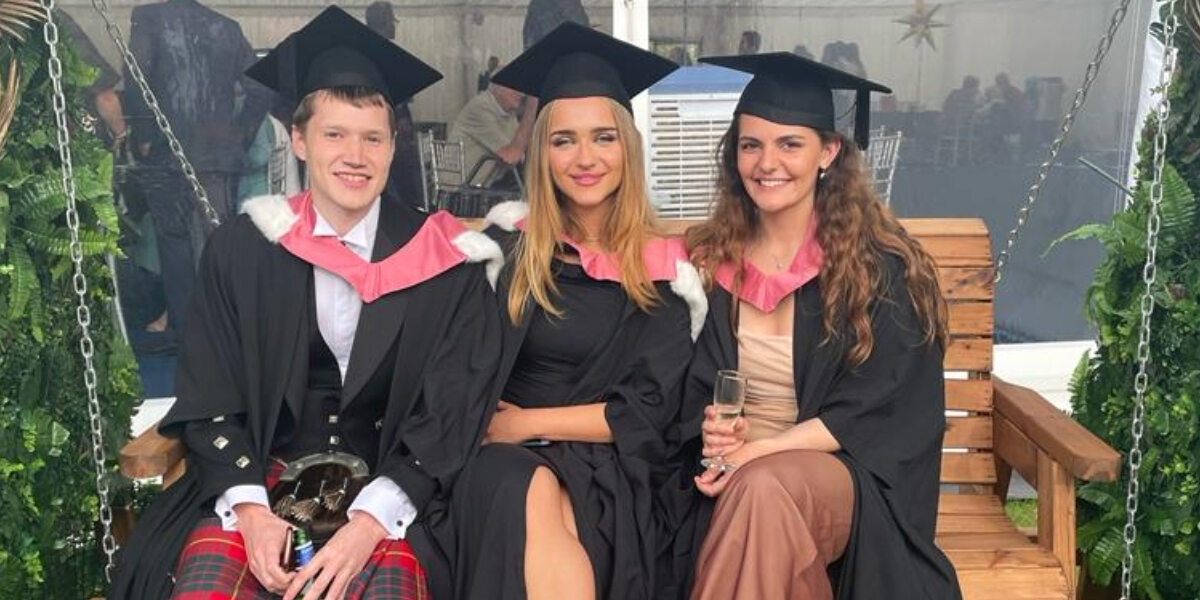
[[699, 369, 748, 472], [701, 404, 747, 465], [695, 408, 749, 497]]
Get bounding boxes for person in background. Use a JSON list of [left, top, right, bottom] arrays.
[[448, 81, 526, 187], [125, 0, 270, 339], [56, 11, 127, 147], [479, 55, 501, 93], [738, 30, 762, 55], [365, 0, 426, 209]]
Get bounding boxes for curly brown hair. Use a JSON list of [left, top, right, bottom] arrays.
[[687, 120, 948, 366]]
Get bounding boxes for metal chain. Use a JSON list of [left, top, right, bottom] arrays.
[[1120, 3, 1178, 598], [994, 0, 1133, 283], [87, 0, 220, 227], [38, 0, 117, 581]]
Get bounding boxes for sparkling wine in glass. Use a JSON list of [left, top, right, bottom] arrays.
[[700, 369, 748, 472]]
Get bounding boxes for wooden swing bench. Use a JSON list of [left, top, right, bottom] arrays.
[[120, 217, 1122, 600]]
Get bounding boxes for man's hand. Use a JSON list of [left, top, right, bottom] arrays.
[[494, 144, 523, 165], [233, 503, 295, 594], [482, 400, 532, 445], [283, 512, 388, 600]]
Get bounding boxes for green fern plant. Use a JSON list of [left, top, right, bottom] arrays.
[[0, 13, 139, 598], [1060, 162, 1200, 600]]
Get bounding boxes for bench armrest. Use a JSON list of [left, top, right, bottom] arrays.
[[120, 420, 185, 481], [993, 377, 1121, 482]]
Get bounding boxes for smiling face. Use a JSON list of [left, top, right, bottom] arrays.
[[292, 91, 394, 230], [545, 96, 625, 214], [735, 113, 841, 216]]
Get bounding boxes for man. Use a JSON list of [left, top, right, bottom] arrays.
[[737, 29, 761, 55], [942, 75, 982, 137], [447, 82, 525, 187], [109, 7, 503, 600], [125, 0, 271, 337], [943, 75, 982, 118], [522, 0, 588, 50], [56, 11, 126, 146]]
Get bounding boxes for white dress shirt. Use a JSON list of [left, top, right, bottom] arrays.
[[215, 197, 418, 539]]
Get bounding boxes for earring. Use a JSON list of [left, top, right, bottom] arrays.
[[818, 167, 827, 181]]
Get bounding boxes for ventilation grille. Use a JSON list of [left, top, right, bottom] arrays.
[[648, 93, 741, 219]]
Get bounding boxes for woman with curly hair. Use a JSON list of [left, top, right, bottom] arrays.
[[663, 53, 962, 600]]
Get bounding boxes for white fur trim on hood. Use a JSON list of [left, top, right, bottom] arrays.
[[240, 194, 296, 243], [452, 229, 505, 290], [670, 259, 708, 341], [483, 200, 529, 232]]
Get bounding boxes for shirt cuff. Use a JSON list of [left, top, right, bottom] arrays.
[[214, 484, 270, 531], [348, 476, 419, 540]]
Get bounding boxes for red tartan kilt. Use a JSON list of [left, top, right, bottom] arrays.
[[169, 520, 429, 600], [169, 462, 428, 599]]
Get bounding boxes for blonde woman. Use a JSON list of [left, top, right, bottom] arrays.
[[443, 23, 706, 600]]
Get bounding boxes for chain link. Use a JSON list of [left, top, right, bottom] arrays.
[[994, 0, 1133, 283], [88, 0, 220, 228], [1120, 2, 1178, 597], [38, 0, 117, 581]]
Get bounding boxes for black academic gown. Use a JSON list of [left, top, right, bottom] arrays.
[[449, 231, 695, 600], [108, 200, 501, 600], [662, 255, 962, 600]]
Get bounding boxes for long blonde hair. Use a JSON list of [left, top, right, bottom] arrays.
[[507, 97, 662, 323]]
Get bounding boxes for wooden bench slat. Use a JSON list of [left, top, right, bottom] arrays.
[[948, 302, 995, 337], [936, 531, 1037, 550], [937, 514, 1019, 535], [939, 267, 995, 301], [945, 547, 1063, 570], [946, 338, 993, 372], [945, 416, 994, 449], [946, 379, 994, 412], [941, 452, 997, 484], [902, 219, 991, 237], [916, 236, 993, 267], [953, 568, 1069, 600], [937, 493, 1004, 515]]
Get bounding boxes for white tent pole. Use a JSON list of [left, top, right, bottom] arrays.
[[1126, 0, 1164, 197], [613, 0, 652, 162]]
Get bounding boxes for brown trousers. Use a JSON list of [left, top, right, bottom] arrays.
[[691, 450, 855, 600]]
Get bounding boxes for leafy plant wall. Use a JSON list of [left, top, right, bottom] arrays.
[[0, 9, 139, 598]]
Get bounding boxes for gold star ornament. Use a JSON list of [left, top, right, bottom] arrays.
[[895, 0, 947, 51]]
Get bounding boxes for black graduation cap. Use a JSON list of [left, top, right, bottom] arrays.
[[246, 5, 442, 104], [699, 52, 892, 149], [491, 22, 677, 113]]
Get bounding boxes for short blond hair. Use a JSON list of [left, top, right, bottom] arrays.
[[292, 86, 397, 135]]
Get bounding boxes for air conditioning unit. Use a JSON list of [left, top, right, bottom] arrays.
[[647, 66, 750, 219]]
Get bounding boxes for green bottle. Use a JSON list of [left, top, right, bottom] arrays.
[[293, 527, 315, 568]]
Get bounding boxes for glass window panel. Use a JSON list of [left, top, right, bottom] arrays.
[[645, 0, 1155, 342]]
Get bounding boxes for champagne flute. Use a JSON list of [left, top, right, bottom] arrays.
[[700, 369, 748, 472]]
